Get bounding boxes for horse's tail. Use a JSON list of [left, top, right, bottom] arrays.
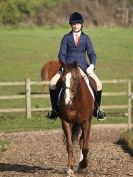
[[72, 123, 81, 143]]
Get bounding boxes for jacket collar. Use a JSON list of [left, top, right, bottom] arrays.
[[69, 30, 85, 35], [73, 31, 81, 37]]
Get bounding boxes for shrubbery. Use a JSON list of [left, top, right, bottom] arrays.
[[0, 0, 66, 25], [0, 0, 20, 24], [0, 0, 133, 26]]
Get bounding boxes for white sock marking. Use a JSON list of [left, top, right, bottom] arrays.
[[79, 149, 83, 162]]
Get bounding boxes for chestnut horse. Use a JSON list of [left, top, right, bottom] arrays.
[[58, 62, 94, 175], [41, 60, 60, 93]]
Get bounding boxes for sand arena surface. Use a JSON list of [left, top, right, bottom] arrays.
[[0, 124, 133, 177]]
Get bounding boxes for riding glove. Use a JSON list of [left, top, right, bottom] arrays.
[[86, 64, 94, 75]]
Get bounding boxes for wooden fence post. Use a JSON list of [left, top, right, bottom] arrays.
[[25, 78, 31, 118], [131, 76, 133, 128], [122, 0, 128, 26], [128, 77, 132, 130]]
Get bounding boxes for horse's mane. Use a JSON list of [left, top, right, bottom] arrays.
[[62, 61, 80, 76], [65, 61, 78, 69]]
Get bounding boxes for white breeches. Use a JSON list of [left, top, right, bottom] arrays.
[[49, 70, 102, 91]]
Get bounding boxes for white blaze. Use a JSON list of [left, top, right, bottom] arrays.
[[65, 72, 72, 105]]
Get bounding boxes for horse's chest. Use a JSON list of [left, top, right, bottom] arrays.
[[60, 109, 83, 123]]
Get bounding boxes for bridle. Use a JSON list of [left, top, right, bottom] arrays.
[[59, 67, 80, 105]]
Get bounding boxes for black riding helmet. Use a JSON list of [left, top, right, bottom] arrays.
[[69, 12, 84, 24]]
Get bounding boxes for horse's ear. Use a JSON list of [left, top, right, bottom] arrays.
[[73, 61, 77, 68]]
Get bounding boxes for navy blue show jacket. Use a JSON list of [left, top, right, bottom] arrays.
[[58, 31, 96, 71]]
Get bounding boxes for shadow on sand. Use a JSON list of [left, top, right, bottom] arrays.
[[116, 139, 133, 157], [0, 163, 64, 174]]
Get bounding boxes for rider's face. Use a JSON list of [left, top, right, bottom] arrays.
[[71, 23, 82, 32]]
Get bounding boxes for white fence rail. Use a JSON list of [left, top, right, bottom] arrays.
[[0, 78, 132, 129]]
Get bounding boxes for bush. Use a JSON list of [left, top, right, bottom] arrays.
[[0, 0, 44, 24], [0, 0, 67, 25], [0, 0, 20, 24]]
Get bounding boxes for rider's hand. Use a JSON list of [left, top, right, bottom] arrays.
[[86, 64, 94, 75]]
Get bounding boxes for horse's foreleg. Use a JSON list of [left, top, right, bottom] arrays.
[[62, 121, 74, 175], [78, 121, 91, 172], [79, 132, 83, 162]]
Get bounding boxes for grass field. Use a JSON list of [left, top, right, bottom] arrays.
[[0, 26, 133, 129], [0, 26, 133, 81]]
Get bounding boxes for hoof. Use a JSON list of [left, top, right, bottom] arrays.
[[76, 166, 83, 173], [66, 167, 74, 176], [66, 175, 75, 177]]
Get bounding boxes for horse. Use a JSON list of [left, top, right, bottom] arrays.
[[57, 61, 94, 176], [40, 60, 60, 93]]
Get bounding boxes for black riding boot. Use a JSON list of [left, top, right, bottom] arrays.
[[93, 90, 107, 121], [47, 89, 58, 119]]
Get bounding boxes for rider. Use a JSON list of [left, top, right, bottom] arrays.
[[47, 12, 107, 121]]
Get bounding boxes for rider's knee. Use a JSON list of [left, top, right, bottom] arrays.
[[49, 73, 61, 90], [97, 80, 102, 91]]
